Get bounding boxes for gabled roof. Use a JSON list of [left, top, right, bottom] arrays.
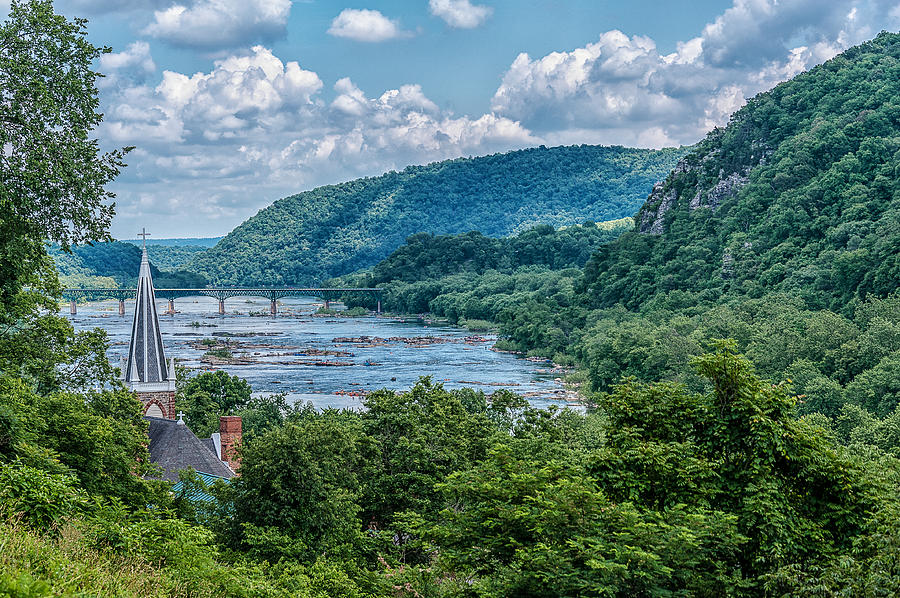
[[145, 417, 234, 482], [125, 248, 169, 384]]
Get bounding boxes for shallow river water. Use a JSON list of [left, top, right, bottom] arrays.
[[63, 296, 573, 410]]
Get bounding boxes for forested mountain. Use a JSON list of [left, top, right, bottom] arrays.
[[340, 219, 630, 320], [364, 218, 631, 285], [191, 144, 685, 285], [119, 237, 222, 248], [581, 31, 900, 312]]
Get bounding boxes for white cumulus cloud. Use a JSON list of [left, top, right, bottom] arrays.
[[491, 0, 900, 147], [60, 0, 169, 13], [143, 0, 292, 50], [99, 46, 534, 236], [327, 8, 409, 42], [101, 41, 156, 74], [429, 0, 492, 28], [97, 0, 900, 236]]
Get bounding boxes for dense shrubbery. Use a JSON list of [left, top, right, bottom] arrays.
[[192, 145, 684, 285], [10, 352, 900, 596], [157, 352, 900, 595]]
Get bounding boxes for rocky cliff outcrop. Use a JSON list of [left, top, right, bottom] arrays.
[[637, 135, 769, 235], [637, 160, 691, 234]]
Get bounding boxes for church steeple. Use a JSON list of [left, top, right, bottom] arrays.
[[123, 231, 176, 419], [125, 246, 170, 384]]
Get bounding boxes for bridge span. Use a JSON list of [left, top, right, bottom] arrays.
[[62, 287, 383, 316]]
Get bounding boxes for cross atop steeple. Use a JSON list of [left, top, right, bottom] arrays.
[[138, 228, 151, 249]]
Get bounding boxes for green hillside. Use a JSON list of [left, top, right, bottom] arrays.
[[580, 31, 900, 313], [50, 242, 207, 288], [340, 219, 631, 323], [191, 144, 686, 285], [119, 236, 222, 248], [363, 218, 632, 285]]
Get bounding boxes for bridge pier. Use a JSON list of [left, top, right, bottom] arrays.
[[70, 300, 77, 315], [218, 299, 225, 315], [119, 300, 125, 316], [377, 300, 381, 314], [324, 300, 330, 310], [166, 299, 175, 315], [270, 300, 277, 316]]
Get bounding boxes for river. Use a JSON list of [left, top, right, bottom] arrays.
[[63, 296, 574, 410]]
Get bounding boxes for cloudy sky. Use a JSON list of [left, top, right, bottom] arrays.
[[9, 0, 900, 238]]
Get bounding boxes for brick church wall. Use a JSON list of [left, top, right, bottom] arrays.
[[137, 391, 177, 420]]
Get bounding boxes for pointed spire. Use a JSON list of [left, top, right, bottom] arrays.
[[125, 245, 170, 384]]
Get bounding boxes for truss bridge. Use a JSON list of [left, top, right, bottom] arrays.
[[62, 287, 383, 316]]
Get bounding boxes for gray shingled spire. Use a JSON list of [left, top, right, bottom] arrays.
[[125, 247, 170, 384]]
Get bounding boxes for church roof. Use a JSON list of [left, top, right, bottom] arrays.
[[125, 247, 169, 384], [172, 471, 230, 503], [146, 417, 234, 482]]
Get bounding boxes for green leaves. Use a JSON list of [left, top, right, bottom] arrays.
[[426, 439, 744, 597], [358, 379, 500, 530], [0, 462, 83, 530], [178, 370, 252, 437], [1, 0, 131, 327], [1, 0, 128, 248], [415, 344, 883, 594], [230, 411, 365, 563]]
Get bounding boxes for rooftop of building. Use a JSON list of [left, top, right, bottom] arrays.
[[145, 416, 234, 483]]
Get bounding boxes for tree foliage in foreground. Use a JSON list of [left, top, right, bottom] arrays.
[[0, 0, 129, 325], [177, 348, 900, 596], [414, 345, 881, 596]]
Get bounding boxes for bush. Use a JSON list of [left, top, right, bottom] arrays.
[[0, 463, 83, 530], [460, 318, 496, 332]]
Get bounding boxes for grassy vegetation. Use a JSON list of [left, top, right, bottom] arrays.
[[0, 520, 170, 598]]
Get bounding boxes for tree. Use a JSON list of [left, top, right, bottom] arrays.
[[229, 412, 364, 563], [0, 375, 158, 507], [0, 0, 130, 327], [178, 370, 253, 437], [358, 379, 499, 530], [0, 0, 157, 511]]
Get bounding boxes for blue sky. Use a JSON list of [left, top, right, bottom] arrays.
[[7, 0, 899, 237]]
